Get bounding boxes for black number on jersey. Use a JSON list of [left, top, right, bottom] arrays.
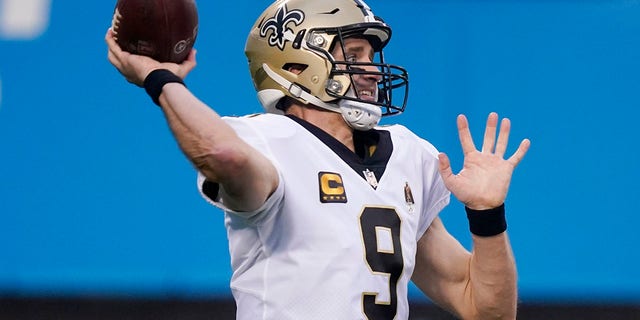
[[359, 207, 404, 320]]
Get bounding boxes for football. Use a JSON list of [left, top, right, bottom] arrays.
[[111, 0, 199, 63]]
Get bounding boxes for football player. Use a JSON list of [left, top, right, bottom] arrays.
[[106, 0, 530, 319]]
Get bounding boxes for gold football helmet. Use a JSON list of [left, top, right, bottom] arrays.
[[245, 0, 409, 130]]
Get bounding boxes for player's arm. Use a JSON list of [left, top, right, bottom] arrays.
[[105, 29, 278, 212], [159, 84, 278, 211], [412, 217, 516, 320], [412, 113, 529, 319]]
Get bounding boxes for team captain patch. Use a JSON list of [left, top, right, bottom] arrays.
[[318, 172, 348, 203]]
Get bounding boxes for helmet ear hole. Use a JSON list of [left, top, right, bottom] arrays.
[[283, 63, 308, 74]]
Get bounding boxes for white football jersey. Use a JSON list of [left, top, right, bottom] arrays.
[[197, 114, 450, 320]]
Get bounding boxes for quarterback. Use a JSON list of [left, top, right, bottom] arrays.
[[106, 0, 530, 319]]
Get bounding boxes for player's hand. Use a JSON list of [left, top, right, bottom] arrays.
[[438, 112, 530, 210], [105, 28, 196, 87]]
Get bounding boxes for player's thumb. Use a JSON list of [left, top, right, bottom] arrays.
[[183, 49, 197, 69], [437, 153, 453, 179]]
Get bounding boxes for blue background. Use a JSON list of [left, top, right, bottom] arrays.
[[1, 0, 638, 303]]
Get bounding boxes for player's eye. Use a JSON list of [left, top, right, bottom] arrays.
[[345, 54, 357, 63]]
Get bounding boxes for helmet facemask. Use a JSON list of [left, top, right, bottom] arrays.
[[305, 25, 409, 129], [324, 27, 408, 115]]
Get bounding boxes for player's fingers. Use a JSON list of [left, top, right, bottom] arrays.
[[179, 49, 198, 75], [457, 114, 477, 155], [106, 34, 123, 61], [108, 47, 130, 72], [186, 49, 197, 64], [105, 29, 132, 65], [107, 50, 122, 70], [438, 153, 454, 180], [105, 28, 118, 49], [494, 118, 511, 157], [507, 138, 531, 167], [481, 112, 499, 153], [106, 35, 123, 69]]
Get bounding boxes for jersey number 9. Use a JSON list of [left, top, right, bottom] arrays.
[[359, 207, 404, 320]]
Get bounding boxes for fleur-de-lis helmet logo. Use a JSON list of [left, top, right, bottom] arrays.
[[259, 4, 305, 51]]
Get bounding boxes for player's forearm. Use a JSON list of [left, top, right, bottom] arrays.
[[468, 232, 517, 320], [158, 83, 243, 181]]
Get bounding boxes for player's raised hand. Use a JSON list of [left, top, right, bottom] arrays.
[[105, 28, 196, 87], [438, 112, 530, 210]]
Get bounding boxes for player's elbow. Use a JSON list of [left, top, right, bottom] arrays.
[[192, 143, 251, 183], [469, 295, 517, 320], [472, 307, 517, 320]]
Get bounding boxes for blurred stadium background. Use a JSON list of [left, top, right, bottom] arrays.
[[1, 0, 639, 319]]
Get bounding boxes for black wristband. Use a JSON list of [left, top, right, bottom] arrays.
[[143, 69, 185, 106], [465, 204, 507, 237]]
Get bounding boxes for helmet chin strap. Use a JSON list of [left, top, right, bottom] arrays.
[[261, 64, 341, 113], [261, 63, 381, 131], [338, 87, 382, 130]]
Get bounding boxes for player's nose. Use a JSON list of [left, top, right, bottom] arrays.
[[360, 63, 382, 83]]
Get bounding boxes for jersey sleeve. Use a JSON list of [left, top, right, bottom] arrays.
[[196, 170, 285, 222], [195, 115, 285, 222], [416, 161, 450, 240], [398, 125, 451, 240], [417, 139, 451, 239]]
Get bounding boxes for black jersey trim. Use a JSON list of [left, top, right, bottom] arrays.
[[286, 115, 393, 185]]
